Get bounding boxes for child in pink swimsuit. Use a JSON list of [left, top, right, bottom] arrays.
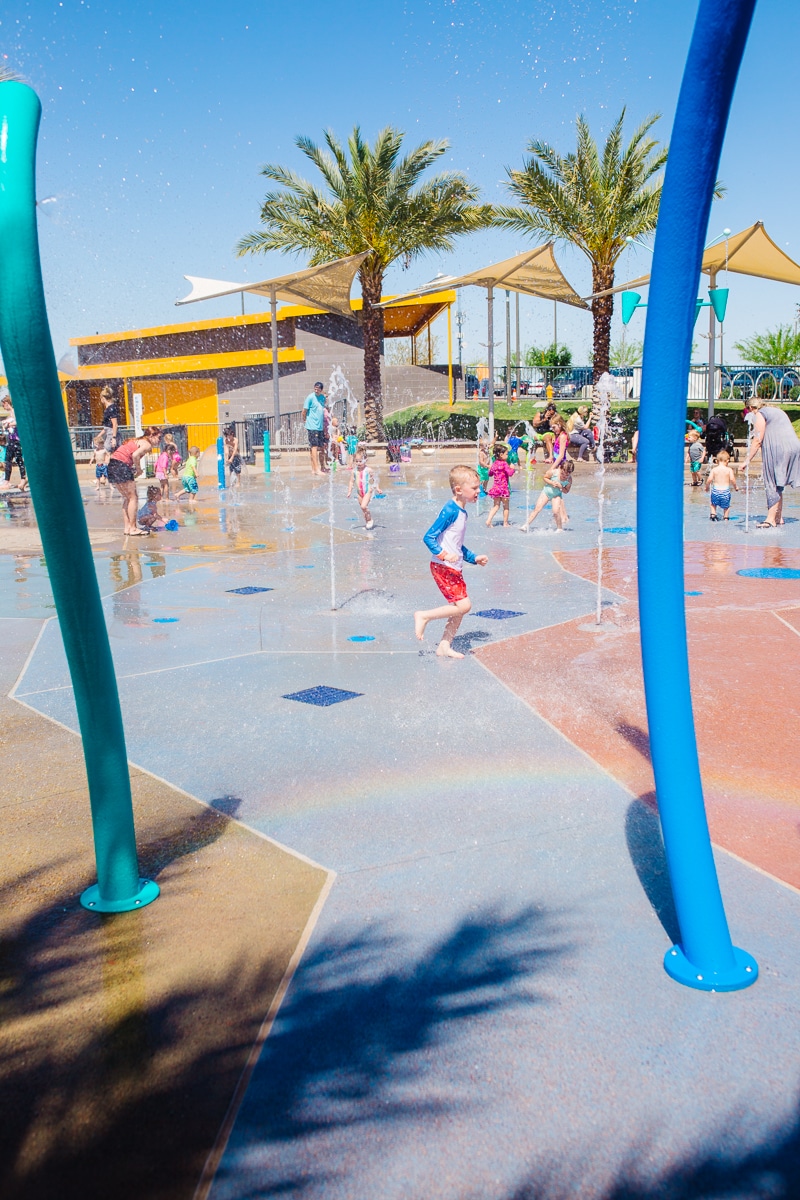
[[485, 444, 515, 527]]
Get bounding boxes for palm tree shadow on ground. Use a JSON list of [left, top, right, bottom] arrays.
[[1, 886, 571, 1200]]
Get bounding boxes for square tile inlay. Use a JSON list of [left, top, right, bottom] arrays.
[[283, 685, 363, 707], [226, 587, 273, 595], [474, 609, 525, 620]]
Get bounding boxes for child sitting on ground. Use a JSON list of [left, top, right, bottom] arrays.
[[686, 430, 706, 486], [347, 450, 375, 530], [705, 449, 738, 520], [521, 459, 574, 531], [414, 464, 488, 659], [137, 485, 166, 532], [177, 446, 200, 500]]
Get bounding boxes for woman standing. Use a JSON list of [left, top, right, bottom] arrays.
[[107, 426, 161, 536], [93, 386, 121, 487], [742, 398, 800, 528]]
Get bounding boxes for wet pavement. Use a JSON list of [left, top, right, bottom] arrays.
[[3, 451, 800, 1199]]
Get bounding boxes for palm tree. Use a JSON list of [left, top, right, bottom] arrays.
[[237, 127, 492, 439], [495, 110, 668, 379], [733, 324, 800, 366]]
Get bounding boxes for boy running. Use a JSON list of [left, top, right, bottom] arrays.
[[414, 465, 488, 659]]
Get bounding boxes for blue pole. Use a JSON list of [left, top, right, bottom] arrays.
[[217, 435, 225, 489], [637, 0, 757, 990], [263, 430, 271, 473], [0, 81, 158, 913]]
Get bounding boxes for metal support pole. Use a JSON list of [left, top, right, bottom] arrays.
[[505, 290, 511, 404], [637, 0, 757, 991], [263, 430, 271, 473], [487, 286, 495, 442], [707, 268, 717, 420], [0, 81, 157, 914], [515, 290, 520, 391], [270, 288, 281, 449], [447, 302, 454, 406]]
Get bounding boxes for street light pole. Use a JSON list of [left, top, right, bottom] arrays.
[[270, 288, 281, 448]]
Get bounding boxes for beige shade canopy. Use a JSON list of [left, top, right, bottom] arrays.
[[379, 245, 589, 309], [176, 252, 370, 318], [587, 222, 800, 299]]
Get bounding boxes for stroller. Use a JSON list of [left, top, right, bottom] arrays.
[[704, 413, 738, 462]]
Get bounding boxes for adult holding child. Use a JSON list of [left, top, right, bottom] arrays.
[[107, 426, 161, 536], [741, 398, 800, 528], [93, 385, 120, 481]]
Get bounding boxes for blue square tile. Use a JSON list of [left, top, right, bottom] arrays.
[[226, 586, 273, 595], [474, 609, 525, 620], [283, 685, 363, 707]]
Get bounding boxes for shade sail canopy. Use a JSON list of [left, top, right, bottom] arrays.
[[378, 245, 589, 310], [586, 222, 800, 299], [176, 252, 369, 319]]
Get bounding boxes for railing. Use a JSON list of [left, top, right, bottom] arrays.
[[246, 410, 306, 449], [463, 364, 800, 404]]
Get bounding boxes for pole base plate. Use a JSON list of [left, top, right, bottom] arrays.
[[664, 944, 758, 992], [80, 878, 160, 913]]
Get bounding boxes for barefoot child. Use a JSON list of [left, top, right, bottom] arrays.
[[485, 443, 515, 527], [705, 449, 738, 520], [176, 446, 200, 501], [414, 465, 488, 659], [347, 450, 375, 530], [521, 459, 574, 531], [137, 485, 166, 532], [686, 429, 706, 486], [155, 444, 172, 501]]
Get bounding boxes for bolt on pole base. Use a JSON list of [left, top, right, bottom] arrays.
[[80, 878, 160, 914], [664, 944, 758, 992]]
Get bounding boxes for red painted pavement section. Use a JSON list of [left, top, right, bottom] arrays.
[[476, 543, 800, 891]]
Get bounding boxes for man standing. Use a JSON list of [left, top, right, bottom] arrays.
[[304, 382, 327, 475]]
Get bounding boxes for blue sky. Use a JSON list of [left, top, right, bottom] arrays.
[[4, 0, 799, 368]]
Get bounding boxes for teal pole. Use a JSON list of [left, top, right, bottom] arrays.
[[263, 430, 271, 473], [0, 82, 158, 914], [217, 435, 225, 488]]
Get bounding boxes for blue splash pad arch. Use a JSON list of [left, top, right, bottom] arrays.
[[637, 0, 758, 990]]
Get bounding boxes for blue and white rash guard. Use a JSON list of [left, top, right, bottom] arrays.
[[423, 499, 477, 572]]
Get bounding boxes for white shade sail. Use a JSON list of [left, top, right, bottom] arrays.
[[176, 252, 370, 318], [586, 222, 800, 300], [378, 245, 589, 309]]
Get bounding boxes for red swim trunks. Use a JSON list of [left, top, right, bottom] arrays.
[[430, 560, 468, 603]]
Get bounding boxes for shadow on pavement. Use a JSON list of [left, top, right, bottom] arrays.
[[625, 799, 681, 946], [220, 904, 573, 1197]]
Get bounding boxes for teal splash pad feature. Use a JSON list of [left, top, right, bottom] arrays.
[[0, 81, 154, 913], [738, 568, 800, 579]]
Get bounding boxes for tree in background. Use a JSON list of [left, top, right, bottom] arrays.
[[733, 324, 800, 366], [524, 343, 572, 369], [495, 110, 668, 379], [237, 127, 491, 439], [610, 339, 643, 368]]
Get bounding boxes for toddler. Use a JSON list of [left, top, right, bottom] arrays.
[[485, 443, 515, 527], [522, 459, 574, 531], [177, 446, 200, 500], [137, 485, 166, 531], [705, 449, 738, 520], [686, 430, 706, 485], [347, 451, 375, 530]]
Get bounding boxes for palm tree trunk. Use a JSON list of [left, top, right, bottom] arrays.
[[360, 268, 385, 441], [591, 263, 615, 380]]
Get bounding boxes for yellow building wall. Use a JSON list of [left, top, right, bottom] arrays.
[[132, 378, 219, 450]]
